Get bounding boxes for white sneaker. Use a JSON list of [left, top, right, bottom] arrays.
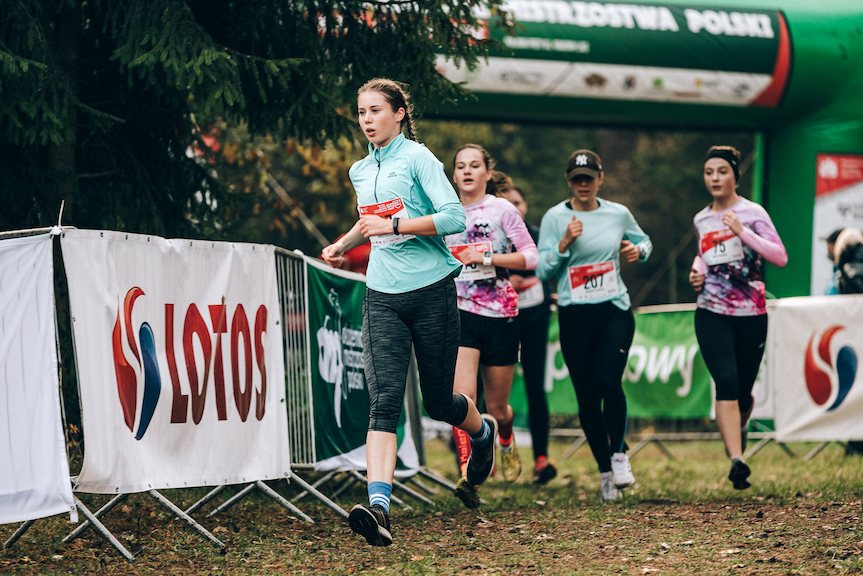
[[611, 452, 635, 488], [600, 472, 622, 502]]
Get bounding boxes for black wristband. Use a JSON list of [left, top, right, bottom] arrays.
[[392, 217, 400, 235]]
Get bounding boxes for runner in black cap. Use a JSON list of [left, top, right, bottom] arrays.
[[537, 149, 652, 501]]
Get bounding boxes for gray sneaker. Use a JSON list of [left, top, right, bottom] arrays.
[[466, 414, 498, 487], [600, 471, 622, 502]]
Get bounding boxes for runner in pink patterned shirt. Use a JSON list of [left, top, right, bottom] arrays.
[[445, 144, 538, 507], [689, 145, 787, 491]]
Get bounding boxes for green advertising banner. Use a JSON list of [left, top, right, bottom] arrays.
[[305, 260, 417, 472], [509, 306, 713, 426]]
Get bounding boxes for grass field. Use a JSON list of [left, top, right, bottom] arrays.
[[2, 437, 861, 575]]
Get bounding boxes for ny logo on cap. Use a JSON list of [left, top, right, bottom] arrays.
[[575, 154, 589, 166]]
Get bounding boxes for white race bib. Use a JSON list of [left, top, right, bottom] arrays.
[[568, 260, 618, 302], [450, 241, 495, 281], [358, 198, 415, 247], [517, 277, 545, 308], [700, 226, 743, 266]]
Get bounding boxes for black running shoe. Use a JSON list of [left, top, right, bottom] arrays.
[[728, 459, 751, 490], [533, 458, 558, 485], [466, 414, 498, 487], [348, 504, 392, 546], [453, 477, 481, 509]]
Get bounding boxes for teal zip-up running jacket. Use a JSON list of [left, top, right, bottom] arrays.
[[349, 133, 466, 293], [537, 198, 652, 310]]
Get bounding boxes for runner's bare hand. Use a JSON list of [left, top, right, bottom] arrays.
[[620, 240, 640, 263], [359, 214, 394, 237], [689, 268, 705, 293], [559, 216, 582, 251], [722, 210, 744, 236], [321, 242, 346, 268]]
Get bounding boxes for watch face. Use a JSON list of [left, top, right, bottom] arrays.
[[483, 251, 492, 258]]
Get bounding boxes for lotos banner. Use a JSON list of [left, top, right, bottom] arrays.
[[61, 230, 290, 493], [306, 259, 418, 474], [772, 295, 863, 441], [0, 233, 76, 524]]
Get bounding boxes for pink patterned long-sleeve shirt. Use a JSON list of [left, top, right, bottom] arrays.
[[446, 195, 538, 318], [693, 196, 787, 316]]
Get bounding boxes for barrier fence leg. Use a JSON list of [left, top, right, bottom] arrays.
[[149, 490, 224, 550], [775, 442, 798, 459], [416, 467, 457, 492], [392, 478, 435, 507], [206, 484, 256, 518], [63, 493, 129, 544], [254, 481, 313, 523], [803, 441, 833, 462], [405, 475, 440, 496], [744, 436, 773, 460], [73, 498, 134, 562], [2, 519, 36, 549], [184, 485, 228, 516], [627, 436, 673, 460], [330, 473, 360, 500], [563, 436, 588, 460], [291, 470, 339, 504], [288, 471, 348, 519]]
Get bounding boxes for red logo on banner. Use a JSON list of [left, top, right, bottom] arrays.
[[112, 288, 161, 440], [804, 325, 858, 411], [112, 287, 270, 438]]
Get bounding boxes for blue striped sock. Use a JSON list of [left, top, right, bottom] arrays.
[[368, 481, 392, 513], [468, 419, 491, 448]]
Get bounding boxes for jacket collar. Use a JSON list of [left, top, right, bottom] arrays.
[[368, 133, 406, 162]]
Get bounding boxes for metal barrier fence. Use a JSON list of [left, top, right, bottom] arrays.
[[275, 248, 315, 467]]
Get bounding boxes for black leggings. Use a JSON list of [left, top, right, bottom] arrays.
[[517, 304, 551, 459], [558, 302, 635, 473], [694, 308, 767, 414], [362, 276, 468, 433]]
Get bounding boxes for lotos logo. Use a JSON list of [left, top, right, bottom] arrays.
[[804, 325, 858, 411], [112, 287, 270, 440], [112, 287, 161, 440]]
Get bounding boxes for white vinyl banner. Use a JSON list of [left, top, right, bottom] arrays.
[[61, 230, 289, 493], [0, 233, 76, 524], [772, 295, 863, 441]]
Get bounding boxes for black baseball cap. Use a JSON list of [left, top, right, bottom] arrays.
[[566, 149, 602, 179]]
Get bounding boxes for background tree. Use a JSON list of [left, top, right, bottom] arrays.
[[0, 0, 508, 235], [1, 0, 507, 433]]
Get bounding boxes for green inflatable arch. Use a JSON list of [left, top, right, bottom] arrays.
[[436, 0, 863, 297]]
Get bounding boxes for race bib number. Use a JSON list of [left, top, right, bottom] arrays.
[[358, 198, 415, 247], [517, 277, 545, 308], [450, 241, 495, 281], [568, 260, 618, 302], [700, 227, 743, 266]]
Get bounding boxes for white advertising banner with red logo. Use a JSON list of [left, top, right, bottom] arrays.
[[771, 295, 863, 441], [61, 230, 290, 493], [0, 233, 77, 523], [811, 154, 863, 295]]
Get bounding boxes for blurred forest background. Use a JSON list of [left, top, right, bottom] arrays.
[[206, 119, 754, 307]]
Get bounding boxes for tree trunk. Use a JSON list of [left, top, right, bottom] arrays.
[[48, 2, 80, 226]]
